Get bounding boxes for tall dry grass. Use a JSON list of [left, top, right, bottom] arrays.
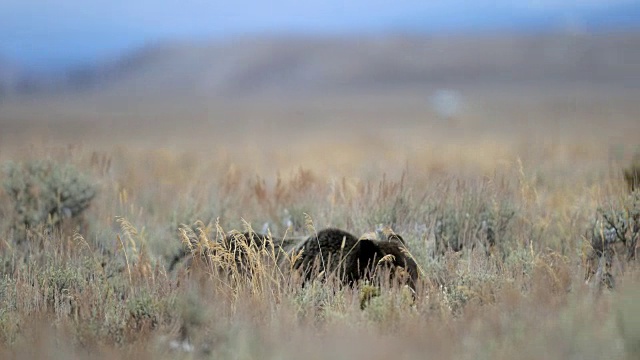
[[0, 94, 640, 359]]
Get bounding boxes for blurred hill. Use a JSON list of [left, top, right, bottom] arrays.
[[2, 32, 639, 101], [0, 55, 23, 97]]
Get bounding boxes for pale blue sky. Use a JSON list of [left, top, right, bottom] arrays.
[[0, 0, 637, 69]]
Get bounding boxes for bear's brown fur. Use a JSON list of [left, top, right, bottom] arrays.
[[624, 167, 639, 192], [624, 152, 640, 192], [285, 228, 418, 291]]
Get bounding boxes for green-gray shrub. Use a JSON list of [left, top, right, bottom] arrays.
[[127, 290, 160, 331], [38, 264, 83, 308], [434, 196, 516, 258], [584, 190, 640, 288], [2, 159, 96, 241]]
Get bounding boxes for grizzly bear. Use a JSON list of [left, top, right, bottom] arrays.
[[285, 228, 418, 291], [169, 227, 419, 294]]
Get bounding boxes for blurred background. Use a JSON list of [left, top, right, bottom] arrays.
[[0, 0, 639, 175]]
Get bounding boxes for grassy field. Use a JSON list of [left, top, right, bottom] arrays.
[[0, 86, 639, 359]]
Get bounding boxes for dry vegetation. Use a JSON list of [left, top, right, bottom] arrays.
[[0, 88, 640, 360]]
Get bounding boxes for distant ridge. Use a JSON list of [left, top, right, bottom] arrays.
[[5, 32, 640, 100], [0, 55, 23, 97]]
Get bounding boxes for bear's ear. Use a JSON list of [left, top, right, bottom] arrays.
[[387, 233, 405, 245]]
